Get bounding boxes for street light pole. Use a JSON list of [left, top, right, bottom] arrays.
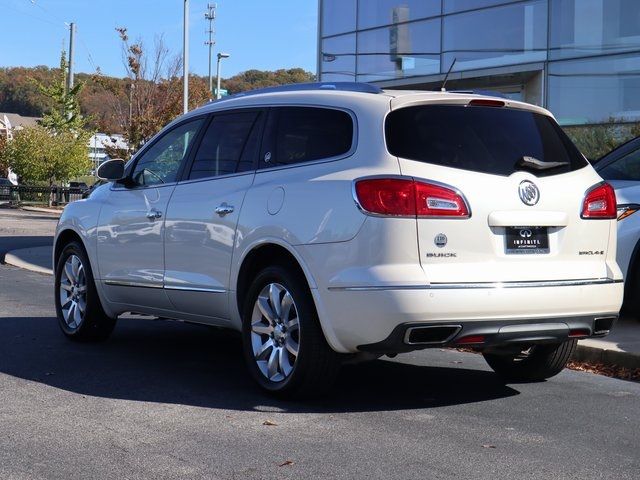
[[183, 0, 189, 113], [216, 52, 230, 100]]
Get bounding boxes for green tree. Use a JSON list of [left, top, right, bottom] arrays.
[[1, 125, 90, 189], [34, 51, 87, 133]]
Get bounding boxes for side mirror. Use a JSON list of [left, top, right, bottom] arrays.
[[97, 159, 126, 181]]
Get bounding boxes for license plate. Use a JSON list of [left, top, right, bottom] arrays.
[[505, 227, 549, 254]]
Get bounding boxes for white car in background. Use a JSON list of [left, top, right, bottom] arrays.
[[594, 136, 640, 317], [53, 83, 623, 397]]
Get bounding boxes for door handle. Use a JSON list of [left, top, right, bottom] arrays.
[[215, 203, 234, 217], [146, 209, 162, 220]]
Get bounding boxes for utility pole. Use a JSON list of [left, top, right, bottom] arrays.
[[183, 0, 189, 114], [204, 4, 216, 97], [67, 22, 75, 92]]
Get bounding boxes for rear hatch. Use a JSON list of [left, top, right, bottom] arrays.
[[386, 97, 614, 283]]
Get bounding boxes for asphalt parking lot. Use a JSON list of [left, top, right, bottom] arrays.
[[0, 208, 638, 479]]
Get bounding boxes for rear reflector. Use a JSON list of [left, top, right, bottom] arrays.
[[354, 177, 470, 218], [455, 335, 486, 345], [581, 182, 616, 219], [468, 99, 505, 108], [568, 328, 590, 338]]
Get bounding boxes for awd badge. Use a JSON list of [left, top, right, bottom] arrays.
[[434, 233, 447, 248]]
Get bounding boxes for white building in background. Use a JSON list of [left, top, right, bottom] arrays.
[[88, 133, 129, 172], [0, 113, 41, 184]]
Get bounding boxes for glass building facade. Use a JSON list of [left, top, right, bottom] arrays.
[[318, 0, 640, 126]]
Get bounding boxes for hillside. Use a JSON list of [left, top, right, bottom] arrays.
[[0, 66, 314, 134]]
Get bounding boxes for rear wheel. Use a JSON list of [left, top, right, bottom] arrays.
[[54, 241, 116, 342], [483, 339, 577, 382], [241, 264, 341, 398]]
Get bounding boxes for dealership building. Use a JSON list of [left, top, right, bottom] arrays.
[[318, 0, 640, 127]]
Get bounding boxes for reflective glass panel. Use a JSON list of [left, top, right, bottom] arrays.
[[320, 34, 356, 82], [322, 0, 357, 36], [550, 0, 640, 60], [548, 53, 640, 125], [444, 0, 518, 14], [357, 0, 441, 29], [357, 19, 440, 82], [443, 0, 547, 72]]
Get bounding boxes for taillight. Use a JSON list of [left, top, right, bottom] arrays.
[[581, 182, 617, 219], [354, 177, 470, 218]]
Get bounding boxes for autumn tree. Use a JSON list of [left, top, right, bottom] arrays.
[[99, 28, 209, 152]]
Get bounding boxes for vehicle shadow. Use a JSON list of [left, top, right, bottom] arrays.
[[0, 235, 53, 259], [0, 315, 520, 412]]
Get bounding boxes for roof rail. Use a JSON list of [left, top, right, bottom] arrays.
[[210, 82, 383, 104]]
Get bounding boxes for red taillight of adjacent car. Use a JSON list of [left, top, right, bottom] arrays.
[[354, 177, 470, 218], [581, 182, 617, 219]]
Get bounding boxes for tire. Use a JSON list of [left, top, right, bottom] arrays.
[[483, 339, 577, 382], [54, 241, 116, 342], [241, 264, 341, 398]]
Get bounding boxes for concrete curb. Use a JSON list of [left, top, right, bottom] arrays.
[[573, 344, 640, 370], [21, 206, 62, 216], [4, 248, 53, 275]]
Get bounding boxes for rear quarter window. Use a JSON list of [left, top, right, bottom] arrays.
[[385, 105, 588, 177], [264, 107, 354, 167]]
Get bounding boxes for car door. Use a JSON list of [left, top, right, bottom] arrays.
[[97, 117, 205, 309], [163, 109, 264, 321]]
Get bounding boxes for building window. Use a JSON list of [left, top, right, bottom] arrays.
[[548, 53, 640, 125], [321, 34, 357, 81], [550, 0, 640, 60], [442, 0, 547, 72], [321, 0, 357, 37], [357, 0, 441, 30], [357, 18, 440, 82]]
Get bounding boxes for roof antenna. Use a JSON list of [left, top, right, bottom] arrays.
[[440, 58, 457, 92]]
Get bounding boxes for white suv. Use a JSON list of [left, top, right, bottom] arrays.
[[54, 83, 623, 397]]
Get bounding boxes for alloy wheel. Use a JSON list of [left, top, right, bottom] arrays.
[[58, 254, 87, 330], [250, 282, 300, 382]]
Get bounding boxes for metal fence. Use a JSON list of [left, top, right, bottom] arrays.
[[0, 185, 86, 206]]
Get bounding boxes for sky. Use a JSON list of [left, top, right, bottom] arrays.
[[0, 0, 318, 78]]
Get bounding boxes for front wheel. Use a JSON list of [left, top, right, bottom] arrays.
[[483, 339, 577, 382], [241, 264, 341, 398], [54, 241, 116, 342]]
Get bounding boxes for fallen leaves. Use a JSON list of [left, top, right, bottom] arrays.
[[566, 361, 640, 382], [262, 420, 278, 426], [278, 460, 294, 467], [481, 444, 497, 449]]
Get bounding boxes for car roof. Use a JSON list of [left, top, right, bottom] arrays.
[[184, 82, 552, 120]]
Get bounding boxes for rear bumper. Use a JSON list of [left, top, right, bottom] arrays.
[[357, 315, 618, 354], [312, 279, 623, 353]]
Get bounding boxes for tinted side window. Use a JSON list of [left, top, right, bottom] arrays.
[[189, 112, 261, 180], [385, 105, 588, 177], [267, 107, 353, 167], [131, 119, 204, 186], [599, 147, 640, 181]]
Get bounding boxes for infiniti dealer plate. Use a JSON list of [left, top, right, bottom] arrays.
[[505, 227, 549, 254]]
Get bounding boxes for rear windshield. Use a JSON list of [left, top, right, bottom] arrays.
[[385, 105, 587, 177]]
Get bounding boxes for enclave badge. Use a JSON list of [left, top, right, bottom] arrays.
[[518, 180, 540, 206]]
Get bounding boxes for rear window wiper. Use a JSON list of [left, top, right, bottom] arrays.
[[516, 156, 569, 171]]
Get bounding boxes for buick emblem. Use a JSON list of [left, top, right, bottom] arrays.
[[519, 229, 532, 238], [518, 180, 540, 206]]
